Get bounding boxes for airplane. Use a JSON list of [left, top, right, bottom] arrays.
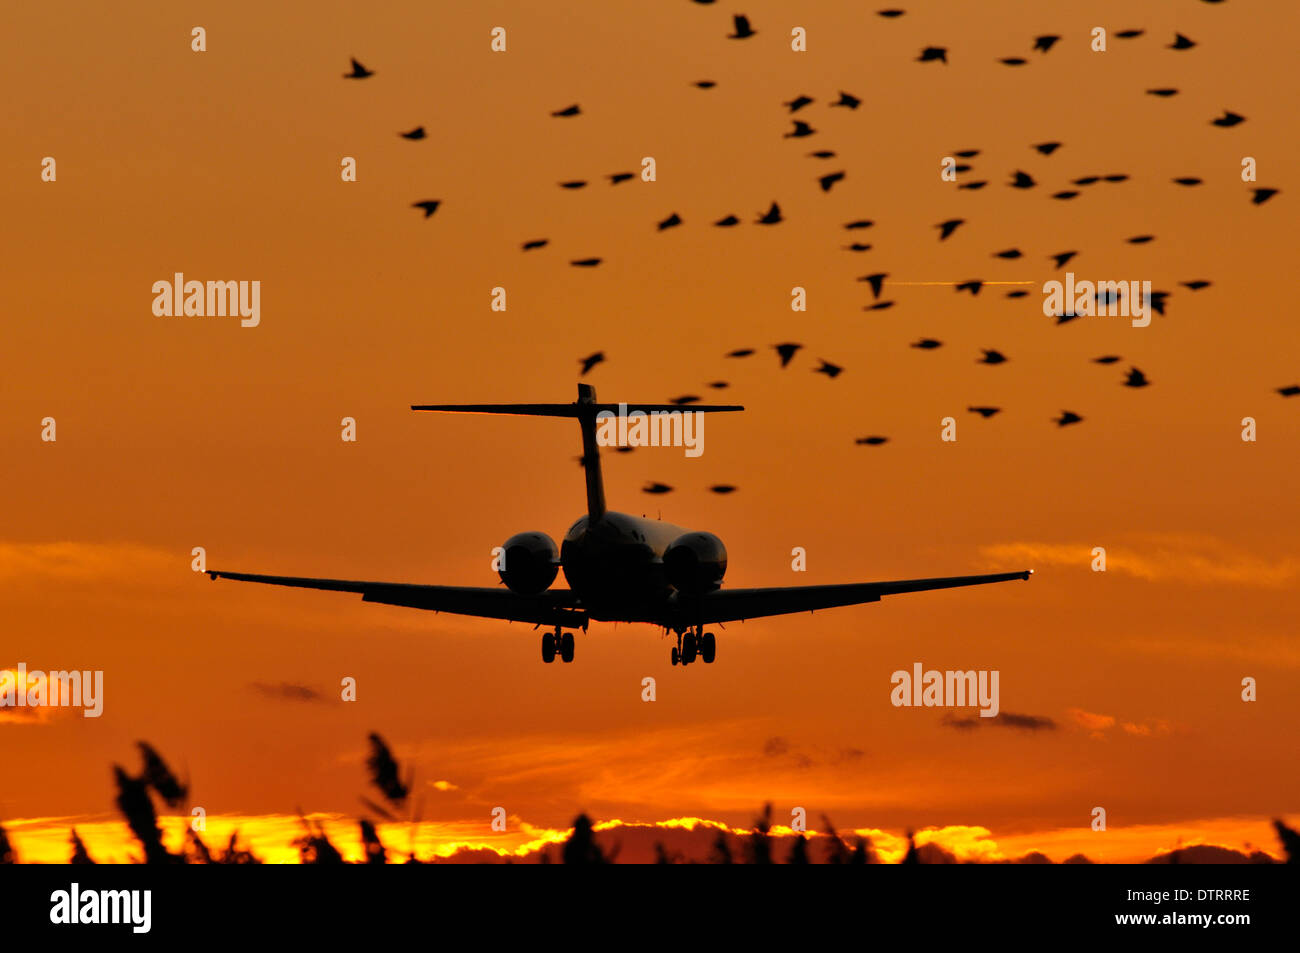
[[208, 383, 1032, 666]]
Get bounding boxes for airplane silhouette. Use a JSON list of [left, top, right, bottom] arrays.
[[208, 384, 1031, 666]]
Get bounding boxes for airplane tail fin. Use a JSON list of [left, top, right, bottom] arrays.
[[412, 384, 744, 522]]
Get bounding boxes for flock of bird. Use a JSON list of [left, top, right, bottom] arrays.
[[342, 3, 1291, 497]]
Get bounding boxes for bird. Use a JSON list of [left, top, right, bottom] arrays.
[[1277, 385, 1300, 397], [843, 243, 873, 252], [936, 218, 965, 240], [670, 395, 700, 405], [551, 104, 581, 117], [1054, 411, 1083, 427], [784, 95, 814, 112], [814, 359, 843, 379], [1073, 176, 1101, 186], [819, 171, 846, 192], [877, 9, 905, 18], [1093, 356, 1122, 365], [694, 80, 717, 89], [832, 91, 861, 108], [1148, 291, 1170, 315], [1000, 57, 1028, 66], [844, 219, 874, 229], [1169, 33, 1196, 50], [911, 338, 942, 350], [918, 47, 947, 63], [521, 239, 548, 251], [729, 15, 756, 39], [1252, 188, 1278, 204], [1006, 290, 1029, 299], [856, 436, 889, 445], [1173, 177, 1202, 186], [1212, 110, 1246, 127], [968, 406, 1001, 418], [570, 257, 603, 267], [994, 248, 1022, 259], [579, 352, 605, 375], [714, 214, 740, 226], [1128, 235, 1155, 244], [1124, 367, 1150, 388], [608, 172, 635, 184], [864, 301, 895, 311], [657, 212, 683, 230], [1053, 191, 1080, 200], [953, 164, 972, 174], [1116, 29, 1144, 38], [411, 200, 440, 218], [774, 343, 802, 367], [859, 273, 888, 298], [1034, 35, 1060, 52], [1103, 174, 1130, 182], [979, 349, 1007, 365], [954, 150, 980, 158], [344, 58, 373, 79], [808, 150, 837, 158], [1146, 88, 1180, 97], [559, 180, 588, 189], [710, 485, 738, 494], [707, 381, 729, 389], [785, 120, 816, 138], [643, 482, 673, 495], [956, 280, 983, 295], [757, 202, 783, 224], [958, 181, 988, 190], [399, 127, 426, 140], [1010, 170, 1036, 188], [726, 348, 755, 358], [1050, 251, 1078, 268], [1181, 280, 1211, 291], [1034, 142, 1062, 155]]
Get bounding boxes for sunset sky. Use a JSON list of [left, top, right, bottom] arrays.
[[2, 0, 1297, 863]]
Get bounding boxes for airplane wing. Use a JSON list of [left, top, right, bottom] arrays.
[[206, 571, 586, 627], [676, 570, 1032, 625]]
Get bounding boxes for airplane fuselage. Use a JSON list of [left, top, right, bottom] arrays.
[[560, 511, 689, 623]]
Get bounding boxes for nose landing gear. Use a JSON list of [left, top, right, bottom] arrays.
[[671, 627, 716, 666]]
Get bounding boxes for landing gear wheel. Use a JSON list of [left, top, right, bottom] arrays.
[[559, 631, 575, 663], [541, 632, 556, 663], [682, 632, 698, 665], [671, 646, 680, 666], [701, 632, 716, 664]]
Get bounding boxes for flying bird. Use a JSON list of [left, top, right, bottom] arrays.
[[968, 406, 1001, 418], [1116, 29, 1144, 39], [551, 104, 581, 117], [1173, 177, 1202, 186], [1128, 235, 1154, 244], [726, 348, 755, 358], [670, 395, 700, 405], [1010, 170, 1036, 188], [808, 150, 837, 158], [728, 15, 756, 39], [1073, 176, 1101, 185], [559, 180, 588, 189], [844, 219, 874, 229], [918, 47, 947, 63], [1052, 191, 1080, 200], [1034, 35, 1060, 52], [643, 482, 674, 495], [608, 172, 635, 184], [1212, 111, 1246, 127], [1103, 174, 1130, 182], [859, 273, 888, 298], [1124, 367, 1150, 388], [856, 436, 889, 445], [994, 248, 1022, 259], [757, 202, 783, 224], [1169, 34, 1196, 50], [1054, 411, 1083, 427], [1277, 385, 1300, 397], [1146, 88, 1180, 97], [958, 181, 988, 190], [570, 257, 603, 267], [657, 212, 683, 230], [814, 359, 843, 379], [399, 127, 426, 140], [1093, 356, 1121, 365], [785, 120, 816, 138], [843, 243, 873, 252], [521, 239, 548, 251], [877, 9, 905, 18], [714, 214, 741, 226], [694, 80, 716, 89], [1000, 57, 1028, 66], [710, 485, 738, 494], [774, 343, 802, 367], [1181, 280, 1211, 290], [411, 200, 440, 218], [784, 95, 814, 112], [979, 349, 1007, 364], [1252, 188, 1278, 204], [911, 338, 942, 350], [936, 218, 965, 240], [819, 171, 846, 191], [954, 150, 980, 158], [344, 58, 373, 79], [832, 91, 861, 108], [956, 280, 983, 295], [1006, 290, 1028, 299], [1033, 142, 1062, 155], [1050, 251, 1078, 268], [579, 352, 605, 375], [864, 301, 895, 311]]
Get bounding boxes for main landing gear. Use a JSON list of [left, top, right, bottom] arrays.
[[541, 626, 575, 664], [671, 626, 716, 666]]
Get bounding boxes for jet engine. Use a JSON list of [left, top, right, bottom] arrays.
[[663, 531, 728, 595], [498, 531, 559, 594]]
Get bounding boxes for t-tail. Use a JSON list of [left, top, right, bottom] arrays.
[[412, 383, 744, 522]]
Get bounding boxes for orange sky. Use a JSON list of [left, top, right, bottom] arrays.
[[2, 0, 1297, 863]]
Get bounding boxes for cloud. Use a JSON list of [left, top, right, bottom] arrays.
[[429, 780, 459, 792], [0, 541, 174, 582], [1067, 707, 1116, 737], [250, 682, 323, 703], [981, 535, 1300, 589], [941, 711, 1057, 731]]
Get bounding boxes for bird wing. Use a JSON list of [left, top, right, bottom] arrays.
[[672, 571, 1032, 625], [207, 571, 585, 626]]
